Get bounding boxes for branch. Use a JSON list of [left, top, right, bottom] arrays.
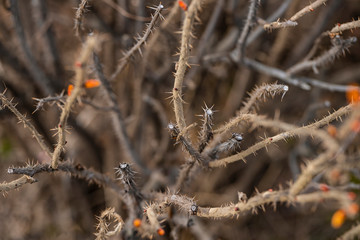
[[95, 208, 124, 240], [7, 162, 126, 199], [0, 175, 37, 194], [209, 104, 351, 167], [234, 0, 259, 62], [93, 53, 148, 173], [173, 0, 202, 131], [74, 0, 89, 37], [264, 0, 328, 31], [0, 92, 53, 157], [51, 35, 98, 169], [330, 19, 360, 35], [287, 37, 357, 75], [110, 3, 164, 80]]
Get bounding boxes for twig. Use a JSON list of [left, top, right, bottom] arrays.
[[330, 19, 360, 34], [0, 175, 37, 194], [74, 0, 89, 37], [173, 0, 202, 131], [168, 123, 208, 166], [234, 0, 259, 62], [32, 94, 65, 113], [287, 36, 357, 75], [93, 53, 148, 173], [10, 0, 54, 94], [209, 104, 351, 167], [243, 57, 311, 90], [110, 3, 164, 80], [198, 104, 214, 153], [338, 223, 360, 240], [159, 189, 352, 219], [240, 83, 288, 114], [0, 92, 53, 157], [243, 57, 360, 92], [51, 35, 98, 169], [246, 0, 294, 45], [95, 208, 124, 240], [7, 162, 126, 199], [289, 0, 328, 22], [264, 0, 328, 31]]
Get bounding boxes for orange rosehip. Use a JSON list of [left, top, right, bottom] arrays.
[[157, 228, 165, 236], [178, 0, 188, 11], [84, 79, 101, 88], [331, 209, 346, 229], [133, 218, 141, 228], [67, 84, 74, 96]]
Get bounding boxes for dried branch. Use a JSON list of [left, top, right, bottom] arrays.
[[10, 0, 54, 94], [264, 0, 328, 31], [158, 189, 352, 219], [243, 57, 359, 92], [168, 123, 208, 166], [0, 92, 53, 157], [287, 36, 357, 75], [93, 53, 148, 173], [240, 83, 288, 114], [7, 162, 126, 199], [173, 0, 202, 131], [289, 0, 328, 22], [198, 104, 214, 153], [338, 223, 360, 240], [110, 3, 164, 80], [330, 19, 360, 34], [95, 207, 124, 240], [234, 0, 260, 62], [51, 35, 98, 169], [0, 175, 37, 194], [74, 0, 89, 37], [209, 104, 351, 167]]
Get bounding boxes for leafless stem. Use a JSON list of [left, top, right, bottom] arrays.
[[0, 92, 53, 157], [110, 3, 164, 80], [93, 53, 148, 173], [234, 0, 259, 62], [287, 37, 357, 75], [0, 175, 37, 194], [95, 208, 124, 240], [209, 104, 351, 167], [51, 35, 98, 169], [330, 19, 360, 34], [173, 0, 202, 131]]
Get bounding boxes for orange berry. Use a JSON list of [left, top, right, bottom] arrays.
[[331, 209, 346, 229], [157, 228, 165, 236], [319, 184, 329, 192], [178, 0, 188, 11], [346, 83, 360, 104], [327, 125, 337, 137], [84, 79, 101, 88], [67, 84, 74, 96], [133, 218, 141, 228]]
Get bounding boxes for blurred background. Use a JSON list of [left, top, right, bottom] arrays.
[[0, 0, 359, 239]]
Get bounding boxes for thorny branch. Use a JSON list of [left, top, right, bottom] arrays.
[[51, 35, 98, 169]]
